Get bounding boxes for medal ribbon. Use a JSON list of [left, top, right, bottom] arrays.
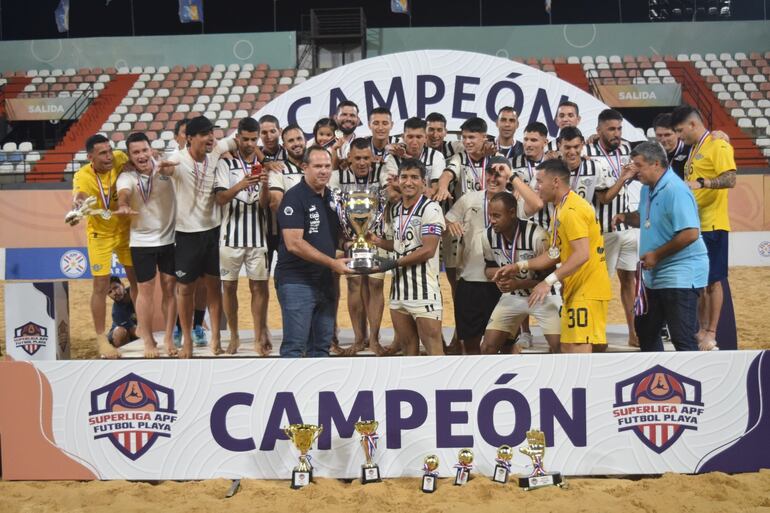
[[363, 433, 378, 460], [237, 151, 257, 194], [454, 461, 474, 480], [466, 153, 488, 192], [422, 464, 439, 477], [501, 222, 521, 264], [525, 156, 542, 183], [496, 139, 513, 159], [549, 191, 570, 256], [482, 190, 490, 229], [685, 130, 710, 180], [495, 458, 512, 473], [95, 171, 112, 212], [192, 156, 208, 194], [398, 195, 425, 241], [597, 142, 621, 179], [570, 161, 583, 191], [634, 261, 649, 316]]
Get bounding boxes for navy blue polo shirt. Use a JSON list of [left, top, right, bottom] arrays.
[[275, 178, 339, 286], [111, 288, 136, 329]]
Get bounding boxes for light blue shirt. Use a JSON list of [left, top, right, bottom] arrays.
[[638, 168, 708, 289]]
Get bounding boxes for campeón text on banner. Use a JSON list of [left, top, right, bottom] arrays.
[[1, 351, 767, 480]]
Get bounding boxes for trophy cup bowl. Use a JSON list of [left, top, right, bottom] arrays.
[[421, 454, 440, 493], [333, 185, 385, 274], [354, 419, 381, 484], [517, 429, 563, 490], [283, 424, 323, 489]]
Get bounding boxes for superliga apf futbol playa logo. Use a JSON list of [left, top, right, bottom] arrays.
[[88, 373, 178, 460], [13, 321, 48, 356], [612, 365, 705, 454]]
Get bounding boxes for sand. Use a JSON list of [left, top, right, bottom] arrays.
[[1, 267, 769, 511]]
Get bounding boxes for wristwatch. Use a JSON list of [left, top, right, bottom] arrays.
[[696, 177, 706, 189]]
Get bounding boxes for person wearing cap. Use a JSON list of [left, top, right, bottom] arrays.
[[157, 115, 236, 358]]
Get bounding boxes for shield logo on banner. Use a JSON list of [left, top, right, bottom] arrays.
[[613, 365, 704, 454], [89, 373, 177, 461], [14, 322, 48, 356]]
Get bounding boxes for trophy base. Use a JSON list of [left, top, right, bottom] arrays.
[[291, 470, 312, 489], [454, 468, 470, 486], [360, 464, 381, 484], [492, 465, 509, 484], [518, 472, 563, 491], [421, 475, 437, 493], [347, 254, 380, 274]]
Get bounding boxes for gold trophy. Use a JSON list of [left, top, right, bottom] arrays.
[[421, 454, 439, 493], [453, 448, 474, 486], [354, 420, 381, 484], [332, 184, 386, 273], [518, 429, 564, 490], [283, 424, 323, 489], [492, 445, 513, 484]]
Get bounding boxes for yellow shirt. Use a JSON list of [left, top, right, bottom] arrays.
[[72, 151, 130, 237], [551, 191, 611, 302], [686, 135, 736, 232]]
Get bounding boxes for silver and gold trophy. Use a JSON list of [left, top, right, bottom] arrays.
[[331, 184, 386, 273], [492, 444, 513, 484], [354, 420, 381, 484], [453, 448, 474, 486], [421, 454, 439, 493], [517, 430, 564, 490], [283, 424, 323, 489]]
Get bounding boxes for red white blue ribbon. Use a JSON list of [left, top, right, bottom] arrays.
[[495, 458, 512, 473], [634, 261, 649, 316], [466, 153, 488, 192], [596, 142, 622, 179], [422, 464, 439, 477], [363, 433, 378, 460], [192, 156, 208, 194], [454, 462, 473, 480], [686, 130, 711, 180], [398, 195, 425, 241], [501, 221, 520, 264], [529, 456, 546, 477], [95, 172, 112, 211], [237, 151, 257, 193], [135, 160, 155, 204]]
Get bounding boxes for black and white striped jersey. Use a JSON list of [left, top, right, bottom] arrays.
[[215, 157, 268, 249], [512, 154, 552, 231], [482, 220, 555, 298], [383, 146, 446, 184], [585, 140, 633, 233], [387, 196, 445, 302]]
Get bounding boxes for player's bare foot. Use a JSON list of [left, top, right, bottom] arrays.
[[226, 336, 240, 355], [210, 340, 224, 356], [143, 340, 160, 359], [97, 335, 121, 359], [340, 341, 366, 356], [627, 334, 640, 348], [256, 341, 272, 357], [163, 338, 178, 357], [382, 343, 402, 356], [699, 330, 718, 351], [330, 335, 344, 355], [368, 341, 386, 356], [178, 345, 193, 359]]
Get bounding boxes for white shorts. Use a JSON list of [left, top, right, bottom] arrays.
[[390, 299, 442, 321], [219, 246, 269, 281], [486, 294, 562, 335], [441, 233, 459, 269], [603, 228, 638, 273]]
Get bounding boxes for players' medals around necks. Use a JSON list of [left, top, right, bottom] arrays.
[[548, 190, 570, 260], [136, 160, 155, 204], [237, 151, 258, 202], [502, 220, 521, 266], [466, 153, 488, 193], [95, 170, 113, 220], [597, 142, 621, 180], [398, 195, 426, 242], [685, 130, 711, 181], [191, 154, 208, 209]]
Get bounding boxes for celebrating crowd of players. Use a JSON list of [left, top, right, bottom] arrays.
[[69, 98, 736, 359]]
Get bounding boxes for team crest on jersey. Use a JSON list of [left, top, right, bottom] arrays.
[[14, 322, 48, 356], [88, 373, 178, 460], [612, 365, 704, 454]]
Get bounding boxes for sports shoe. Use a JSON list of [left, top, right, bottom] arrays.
[[173, 326, 182, 348], [517, 332, 533, 349], [192, 325, 208, 346]]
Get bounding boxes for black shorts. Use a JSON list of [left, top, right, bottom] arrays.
[[130, 244, 175, 283], [702, 229, 728, 284], [454, 279, 502, 339], [175, 227, 220, 284]]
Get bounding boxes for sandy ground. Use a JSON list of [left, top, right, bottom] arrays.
[[1, 267, 769, 357], [1, 267, 768, 511]]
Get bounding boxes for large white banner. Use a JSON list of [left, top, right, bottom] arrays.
[[2, 351, 768, 480], [254, 50, 647, 141]]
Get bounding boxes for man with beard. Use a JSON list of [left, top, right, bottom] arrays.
[[445, 156, 542, 354], [495, 159, 612, 353], [334, 100, 361, 161], [585, 109, 639, 348], [215, 117, 272, 356], [330, 138, 389, 355], [652, 113, 731, 181], [116, 132, 178, 358]]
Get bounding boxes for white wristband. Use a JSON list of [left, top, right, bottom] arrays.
[[544, 272, 559, 287], [517, 259, 529, 273]]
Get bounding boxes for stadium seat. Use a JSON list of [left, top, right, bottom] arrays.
[[18, 142, 33, 152]]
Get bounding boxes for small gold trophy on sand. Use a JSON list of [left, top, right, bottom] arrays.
[[354, 420, 381, 484], [453, 448, 474, 486], [421, 454, 439, 493], [518, 430, 564, 490], [283, 424, 323, 489], [492, 444, 513, 484]]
